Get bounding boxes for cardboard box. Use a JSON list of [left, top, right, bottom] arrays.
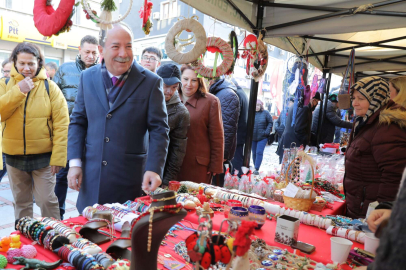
[[275, 215, 300, 246]]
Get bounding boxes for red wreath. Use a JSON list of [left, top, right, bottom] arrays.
[[33, 0, 75, 37]]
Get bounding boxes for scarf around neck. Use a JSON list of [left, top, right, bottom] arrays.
[[101, 60, 133, 104], [350, 76, 390, 136]]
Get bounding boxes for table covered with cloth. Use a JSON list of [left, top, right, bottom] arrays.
[[1, 202, 360, 270]]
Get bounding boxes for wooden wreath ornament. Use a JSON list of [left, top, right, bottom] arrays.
[[251, 33, 268, 82], [192, 37, 234, 78], [82, 0, 133, 30], [33, 0, 76, 37], [165, 18, 207, 64]]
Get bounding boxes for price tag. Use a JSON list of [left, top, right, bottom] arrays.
[[284, 183, 299, 198]]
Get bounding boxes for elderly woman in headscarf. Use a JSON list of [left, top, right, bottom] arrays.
[[344, 76, 406, 219]]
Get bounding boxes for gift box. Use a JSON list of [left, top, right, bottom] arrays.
[[275, 215, 299, 246]]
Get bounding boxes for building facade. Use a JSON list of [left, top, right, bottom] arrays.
[[0, 0, 100, 68]]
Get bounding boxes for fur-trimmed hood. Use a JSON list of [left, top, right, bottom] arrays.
[[379, 101, 406, 129]]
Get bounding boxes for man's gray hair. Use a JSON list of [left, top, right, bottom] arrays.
[[46, 61, 58, 71], [99, 22, 134, 48], [1, 59, 10, 68], [80, 35, 99, 47]]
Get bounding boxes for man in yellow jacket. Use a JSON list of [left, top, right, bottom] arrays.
[[0, 42, 69, 220]]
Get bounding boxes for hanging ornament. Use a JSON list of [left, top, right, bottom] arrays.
[[251, 32, 268, 82], [165, 17, 207, 64], [242, 34, 258, 77], [192, 37, 234, 78], [139, 0, 153, 35], [33, 0, 78, 37], [82, 0, 133, 30]]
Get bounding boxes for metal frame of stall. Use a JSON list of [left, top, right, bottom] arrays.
[[239, 0, 406, 166]]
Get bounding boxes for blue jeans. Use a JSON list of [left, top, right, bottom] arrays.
[[251, 138, 268, 170], [0, 154, 7, 182], [55, 162, 69, 219], [231, 144, 244, 176]]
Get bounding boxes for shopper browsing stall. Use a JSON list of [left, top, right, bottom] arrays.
[[67, 24, 169, 212], [252, 99, 273, 174], [157, 64, 190, 186], [177, 64, 224, 184], [344, 76, 406, 219], [0, 42, 69, 220]]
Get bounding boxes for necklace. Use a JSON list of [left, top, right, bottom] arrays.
[[130, 203, 183, 252]]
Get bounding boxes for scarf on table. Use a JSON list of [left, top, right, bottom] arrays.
[[101, 60, 133, 104], [350, 76, 390, 137]]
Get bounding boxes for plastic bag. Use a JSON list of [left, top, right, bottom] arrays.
[[252, 175, 269, 198], [223, 164, 233, 189], [230, 170, 239, 189], [239, 167, 251, 193]]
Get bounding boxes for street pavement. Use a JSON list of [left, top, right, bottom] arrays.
[[0, 143, 280, 237]]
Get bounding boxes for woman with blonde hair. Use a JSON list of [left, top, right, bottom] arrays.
[[389, 76, 406, 107], [177, 64, 224, 184]]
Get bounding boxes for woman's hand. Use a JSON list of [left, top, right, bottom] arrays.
[[18, 77, 34, 94], [51, 166, 62, 175], [367, 209, 392, 233], [207, 172, 217, 176]]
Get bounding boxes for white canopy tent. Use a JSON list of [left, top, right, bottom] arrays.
[[182, 0, 406, 77], [179, 0, 406, 164]]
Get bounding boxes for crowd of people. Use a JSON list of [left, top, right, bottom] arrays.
[[0, 25, 406, 265]]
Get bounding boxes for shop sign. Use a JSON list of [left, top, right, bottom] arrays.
[[0, 16, 25, 43], [52, 38, 68, 49]]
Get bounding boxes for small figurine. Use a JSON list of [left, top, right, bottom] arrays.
[[196, 188, 207, 204], [0, 236, 10, 252], [9, 234, 21, 249], [12, 257, 63, 270]]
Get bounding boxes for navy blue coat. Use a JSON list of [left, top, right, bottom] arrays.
[[253, 110, 273, 142], [233, 82, 248, 146], [68, 61, 169, 212], [209, 79, 240, 161]]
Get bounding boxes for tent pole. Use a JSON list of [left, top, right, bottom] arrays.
[[322, 73, 332, 135], [243, 1, 264, 168], [316, 57, 330, 146]]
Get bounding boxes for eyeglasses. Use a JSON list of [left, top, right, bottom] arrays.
[[1, 70, 10, 74], [141, 56, 158, 62]]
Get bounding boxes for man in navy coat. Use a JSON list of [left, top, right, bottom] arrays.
[[67, 24, 169, 212]]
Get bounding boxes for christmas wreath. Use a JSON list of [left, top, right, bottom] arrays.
[[192, 37, 234, 78], [165, 17, 207, 64], [139, 0, 153, 35], [82, 0, 133, 30], [33, 0, 77, 37]]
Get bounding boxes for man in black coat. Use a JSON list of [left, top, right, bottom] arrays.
[[157, 64, 190, 186], [209, 78, 240, 186], [53, 35, 99, 219], [276, 93, 321, 163], [230, 78, 248, 175], [311, 94, 353, 144]]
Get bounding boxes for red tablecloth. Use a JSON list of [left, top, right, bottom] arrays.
[[1, 207, 360, 270]]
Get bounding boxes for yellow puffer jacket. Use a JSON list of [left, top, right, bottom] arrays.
[[0, 65, 69, 167]]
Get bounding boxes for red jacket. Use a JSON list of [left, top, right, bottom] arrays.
[[344, 100, 406, 218]]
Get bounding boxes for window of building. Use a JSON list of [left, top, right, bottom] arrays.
[[5, 0, 12, 8], [161, 0, 178, 20], [72, 1, 81, 25]]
